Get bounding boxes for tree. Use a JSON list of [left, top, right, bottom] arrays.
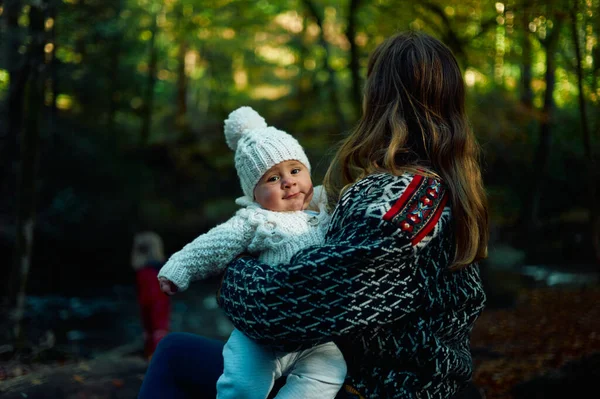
[[1, 0, 26, 210], [570, 1, 599, 264], [9, 0, 47, 341], [345, 0, 362, 117], [302, 0, 346, 130], [520, 0, 534, 108], [525, 8, 565, 236], [140, 7, 160, 146]]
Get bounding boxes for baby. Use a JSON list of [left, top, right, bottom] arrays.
[[157, 106, 346, 399]]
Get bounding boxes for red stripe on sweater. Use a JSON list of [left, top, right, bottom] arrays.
[[383, 174, 425, 222], [411, 191, 448, 245]]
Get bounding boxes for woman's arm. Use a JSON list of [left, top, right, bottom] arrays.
[[218, 173, 450, 348], [158, 211, 255, 291]]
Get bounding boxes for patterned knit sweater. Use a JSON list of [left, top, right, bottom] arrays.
[[218, 173, 486, 399], [158, 186, 330, 291]]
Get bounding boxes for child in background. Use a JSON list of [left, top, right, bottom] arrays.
[[157, 106, 346, 399], [130, 231, 170, 360]]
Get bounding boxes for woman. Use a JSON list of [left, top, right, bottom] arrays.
[[138, 30, 488, 399]]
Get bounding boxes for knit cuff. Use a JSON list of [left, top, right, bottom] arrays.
[[157, 261, 191, 292]]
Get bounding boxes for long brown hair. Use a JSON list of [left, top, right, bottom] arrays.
[[323, 31, 488, 269]]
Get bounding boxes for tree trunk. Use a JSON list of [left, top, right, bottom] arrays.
[[174, 2, 188, 130], [195, 57, 211, 120], [108, 0, 123, 132], [294, 12, 313, 114], [2, 0, 26, 306], [520, 1, 533, 108], [46, 0, 58, 150], [345, 0, 362, 118], [526, 18, 563, 240], [176, 39, 188, 129], [140, 12, 158, 145], [74, 0, 88, 107], [570, 7, 600, 264], [302, 0, 346, 131], [10, 1, 46, 340], [1, 0, 25, 206]]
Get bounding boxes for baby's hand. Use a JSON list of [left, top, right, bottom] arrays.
[[158, 277, 179, 296]]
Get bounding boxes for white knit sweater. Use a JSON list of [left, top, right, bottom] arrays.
[[158, 186, 331, 291]]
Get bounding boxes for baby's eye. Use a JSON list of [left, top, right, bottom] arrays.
[[267, 175, 280, 182], [291, 168, 301, 174]]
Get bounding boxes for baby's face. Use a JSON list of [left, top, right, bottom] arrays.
[[254, 160, 313, 212]]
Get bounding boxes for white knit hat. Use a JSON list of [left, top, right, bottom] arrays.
[[224, 106, 311, 199]]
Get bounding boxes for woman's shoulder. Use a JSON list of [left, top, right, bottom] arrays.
[[356, 171, 448, 213], [346, 171, 442, 199], [334, 171, 450, 246]]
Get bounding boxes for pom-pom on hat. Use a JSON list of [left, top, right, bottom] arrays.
[[224, 106, 311, 199]]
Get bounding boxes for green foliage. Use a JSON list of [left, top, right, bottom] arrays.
[[1, 0, 599, 285]]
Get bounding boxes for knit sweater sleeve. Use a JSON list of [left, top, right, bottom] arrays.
[[157, 210, 256, 292], [218, 173, 450, 349]]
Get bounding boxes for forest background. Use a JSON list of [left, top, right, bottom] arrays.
[[0, 0, 599, 397]]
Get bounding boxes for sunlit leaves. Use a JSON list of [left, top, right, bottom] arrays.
[[1, 0, 597, 241], [0, 70, 9, 93]]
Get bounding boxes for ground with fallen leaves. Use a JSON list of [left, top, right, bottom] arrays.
[[1, 286, 598, 399], [471, 286, 600, 399]]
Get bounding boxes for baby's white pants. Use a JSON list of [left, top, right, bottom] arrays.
[[216, 328, 347, 399]]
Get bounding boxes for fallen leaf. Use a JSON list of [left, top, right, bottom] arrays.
[[77, 363, 91, 372]]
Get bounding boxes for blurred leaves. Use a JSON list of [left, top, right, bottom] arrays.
[[0, 0, 599, 291]]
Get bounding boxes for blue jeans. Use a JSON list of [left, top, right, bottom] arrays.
[[138, 332, 225, 399], [137, 332, 353, 399]]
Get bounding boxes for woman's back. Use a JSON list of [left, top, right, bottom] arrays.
[[328, 172, 486, 398]]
